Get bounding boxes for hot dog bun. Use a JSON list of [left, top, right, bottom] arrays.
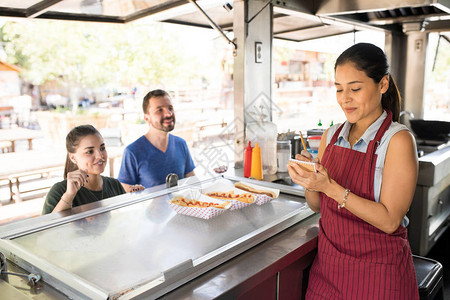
[[234, 182, 277, 198], [170, 196, 229, 209], [205, 191, 255, 203]]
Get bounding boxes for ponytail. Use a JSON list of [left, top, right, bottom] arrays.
[[64, 154, 78, 179], [382, 75, 401, 122]]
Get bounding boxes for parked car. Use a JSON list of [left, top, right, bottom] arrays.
[[45, 94, 69, 108]]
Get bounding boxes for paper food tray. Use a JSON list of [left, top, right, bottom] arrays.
[[234, 181, 280, 205], [169, 189, 231, 219], [201, 178, 255, 210]]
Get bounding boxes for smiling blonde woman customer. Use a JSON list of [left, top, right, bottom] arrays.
[[42, 125, 144, 214]]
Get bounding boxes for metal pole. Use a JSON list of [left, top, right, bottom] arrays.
[[187, 0, 237, 49]]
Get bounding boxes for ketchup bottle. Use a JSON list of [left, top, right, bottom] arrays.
[[244, 141, 253, 178]]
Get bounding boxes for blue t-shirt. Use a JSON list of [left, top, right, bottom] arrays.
[[118, 134, 195, 188]]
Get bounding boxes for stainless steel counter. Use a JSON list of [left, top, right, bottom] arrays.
[[160, 213, 320, 300], [0, 175, 315, 299]]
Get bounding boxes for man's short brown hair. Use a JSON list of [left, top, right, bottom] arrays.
[[142, 89, 170, 114]]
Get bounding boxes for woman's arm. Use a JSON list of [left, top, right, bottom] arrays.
[[42, 183, 77, 214], [50, 169, 88, 213], [321, 130, 418, 233], [42, 182, 67, 214], [52, 191, 76, 213]]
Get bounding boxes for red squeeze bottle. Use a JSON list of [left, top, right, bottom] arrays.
[[244, 141, 253, 178]]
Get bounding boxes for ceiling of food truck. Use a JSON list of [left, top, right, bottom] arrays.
[[0, 0, 187, 23], [0, 0, 449, 41]]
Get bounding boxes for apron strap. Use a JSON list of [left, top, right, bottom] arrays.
[[322, 123, 345, 160], [362, 110, 393, 195], [330, 123, 345, 145]]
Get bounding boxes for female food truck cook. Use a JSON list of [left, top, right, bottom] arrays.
[[288, 43, 419, 299]]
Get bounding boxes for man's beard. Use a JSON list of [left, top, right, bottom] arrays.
[[153, 117, 175, 132]]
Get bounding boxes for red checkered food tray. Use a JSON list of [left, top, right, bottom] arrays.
[[201, 178, 255, 210], [169, 189, 232, 219]]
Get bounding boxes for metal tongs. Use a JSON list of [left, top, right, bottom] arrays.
[[0, 252, 41, 287]]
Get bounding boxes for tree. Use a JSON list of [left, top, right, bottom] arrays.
[[1, 19, 217, 92]]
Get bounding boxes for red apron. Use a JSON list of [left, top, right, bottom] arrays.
[[306, 111, 419, 300]]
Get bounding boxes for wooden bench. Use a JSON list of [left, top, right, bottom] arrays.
[[0, 127, 43, 152], [0, 141, 12, 153], [0, 167, 64, 203], [0, 150, 66, 203]]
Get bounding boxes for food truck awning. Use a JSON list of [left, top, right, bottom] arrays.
[[0, 0, 361, 42], [0, 60, 20, 72], [0, 0, 449, 41]]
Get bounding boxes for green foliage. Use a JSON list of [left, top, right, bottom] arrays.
[[53, 106, 70, 113], [322, 53, 339, 81], [136, 117, 145, 124], [274, 46, 294, 64], [76, 109, 88, 115], [1, 19, 215, 89]]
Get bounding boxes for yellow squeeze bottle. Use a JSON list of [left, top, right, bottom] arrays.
[[251, 142, 263, 180]]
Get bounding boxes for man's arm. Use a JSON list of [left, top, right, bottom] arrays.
[[120, 182, 145, 193], [118, 147, 141, 189], [182, 139, 195, 178], [121, 182, 132, 192]]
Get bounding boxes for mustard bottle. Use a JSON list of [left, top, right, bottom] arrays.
[[251, 142, 263, 180]]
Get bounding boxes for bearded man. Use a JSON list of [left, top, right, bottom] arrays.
[[118, 89, 195, 189]]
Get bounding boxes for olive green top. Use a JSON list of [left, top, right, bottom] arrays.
[[42, 176, 125, 214]]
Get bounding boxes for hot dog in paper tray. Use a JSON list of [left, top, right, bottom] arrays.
[[168, 179, 281, 219], [200, 178, 256, 211], [233, 181, 280, 205], [201, 178, 280, 206], [169, 188, 232, 220]]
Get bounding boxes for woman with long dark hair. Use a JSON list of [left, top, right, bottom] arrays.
[[42, 125, 143, 214], [288, 43, 419, 299]]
